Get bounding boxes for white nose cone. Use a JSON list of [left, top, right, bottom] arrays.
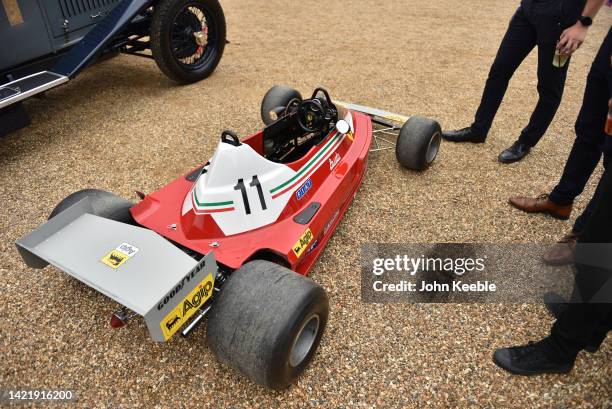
[[336, 120, 350, 135]]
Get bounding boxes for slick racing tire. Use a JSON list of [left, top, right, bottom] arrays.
[[261, 85, 302, 125], [207, 260, 328, 389], [151, 0, 226, 84], [48, 189, 135, 224], [395, 116, 442, 171]]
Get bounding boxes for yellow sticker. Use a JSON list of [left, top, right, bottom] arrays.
[[292, 228, 314, 258], [101, 250, 130, 269], [101, 243, 139, 269], [160, 273, 215, 340]]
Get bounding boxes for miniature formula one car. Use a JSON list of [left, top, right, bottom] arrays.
[[16, 86, 441, 389]]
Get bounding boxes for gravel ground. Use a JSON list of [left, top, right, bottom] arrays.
[[1, 1, 611, 407]]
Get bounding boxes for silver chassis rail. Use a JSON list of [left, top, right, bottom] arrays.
[[334, 100, 410, 153]]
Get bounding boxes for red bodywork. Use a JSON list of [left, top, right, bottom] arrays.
[[130, 112, 372, 275]]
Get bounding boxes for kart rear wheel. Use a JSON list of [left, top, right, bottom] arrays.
[[395, 116, 442, 171], [261, 85, 302, 126], [206, 260, 328, 389], [151, 0, 226, 84], [48, 189, 134, 224]]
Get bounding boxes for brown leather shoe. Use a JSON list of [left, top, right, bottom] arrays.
[[542, 233, 579, 266], [508, 194, 572, 220]]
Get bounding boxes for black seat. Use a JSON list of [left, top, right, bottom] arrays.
[[262, 111, 303, 159]]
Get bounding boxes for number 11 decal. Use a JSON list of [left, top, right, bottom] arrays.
[[234, 175, 267, 215]]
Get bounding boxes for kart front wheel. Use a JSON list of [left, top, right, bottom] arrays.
[[207, 260, 328, 389], [261, 85, 302, 125], [395, 116, 442, 171], [48, 189, 134, 224], [151, 0, 226, 84]]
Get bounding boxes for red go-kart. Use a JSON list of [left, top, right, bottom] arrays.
[[16, 86, 441, 389]]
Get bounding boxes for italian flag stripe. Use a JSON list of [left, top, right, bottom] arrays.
[[271, 133, 344, 199], [194, 206, 235, 214], [193, 189, 234, 207], [270, 131, 340, 194]]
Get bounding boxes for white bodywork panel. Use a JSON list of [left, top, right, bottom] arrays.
[[184, 113, 352, 237], [184, 141, 296, 236]]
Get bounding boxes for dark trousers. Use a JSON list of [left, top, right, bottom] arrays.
[[471, 2, 571, 145], [549, 28, 612, 211], [550, 169, 612, 359], [572, 146, 611, 233]]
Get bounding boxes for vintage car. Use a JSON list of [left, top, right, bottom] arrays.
[[0, 0, 226, 136]]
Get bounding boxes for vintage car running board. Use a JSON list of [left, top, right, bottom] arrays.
[[15, 198, 218, 342], [0, 71, 68, 109]]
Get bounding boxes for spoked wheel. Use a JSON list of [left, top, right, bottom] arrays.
[[151, 0, 226, 84]]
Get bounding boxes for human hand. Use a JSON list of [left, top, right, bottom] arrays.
[[557, 22, 589, 55]]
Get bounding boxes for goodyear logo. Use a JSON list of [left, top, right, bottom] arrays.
[[295, 179, 313, 200], [160, 273, 215, 340], [292, 228, 314, 258], [101, 242, 139, 269]]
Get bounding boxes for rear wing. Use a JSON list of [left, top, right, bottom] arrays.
[[16, 198, 217, 342]]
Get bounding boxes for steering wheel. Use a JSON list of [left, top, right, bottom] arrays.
[[298, 99, 326, 133]]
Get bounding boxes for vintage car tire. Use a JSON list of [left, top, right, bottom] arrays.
[[207, 260, 328, 389], [48, 189, 134, 224], [151, 0, 226, 84], [261, 85, 303, 125], [395, 116, 442, 171]]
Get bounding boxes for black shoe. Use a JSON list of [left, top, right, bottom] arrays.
[[492, 338, 574, 376], [498, 141, 531, 163], [442, 127, 486, 143], [543, 292, 599, 353]]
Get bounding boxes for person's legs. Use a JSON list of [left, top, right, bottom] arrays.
[[470, 7, 536, 138], [572, 195, 597, 235], [542, 143, 611, 264], [587, 310, 611, 352], [571, 142, 610, 234], [549, 273, 612, 359], [494, 171, 612, 375], [546, 31, 612, 205], [550, 169, 612, 359], [517, 43, 570, 147], [515, 0, 571, 147]]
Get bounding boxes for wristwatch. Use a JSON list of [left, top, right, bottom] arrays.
[[578, 16, 593, 27]]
